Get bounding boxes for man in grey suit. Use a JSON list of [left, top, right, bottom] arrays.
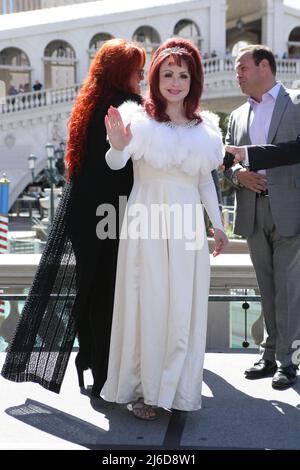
[[225, 44, 300, 389]]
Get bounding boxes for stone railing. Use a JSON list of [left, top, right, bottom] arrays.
[[202, 57, 235, 74], [1, 57, 300, 115], [0, 253, 262, 351], [276, 58, 300, 75], [202, 56, 300, 76], [0, 84, 81, 114]]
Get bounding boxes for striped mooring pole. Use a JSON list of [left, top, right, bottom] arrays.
[[0, 173, 10, 317]]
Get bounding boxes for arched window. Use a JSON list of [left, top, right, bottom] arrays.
[[0, 47, 31, 94], [44, 41, 76, 60], [43, 41, 77, 89], [288, 27, 300, 58], [89, 33, 114, 59], [133, 26, 161, 78], [133, 25, 161, 49], [173, 19, 202, 49]]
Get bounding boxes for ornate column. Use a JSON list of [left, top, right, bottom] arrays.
[[209, 0, 227, 56], [261, 0, 285, 55]]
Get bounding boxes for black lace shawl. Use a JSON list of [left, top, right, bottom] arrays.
[[1, 91, 142, 392], [1, 180, 77, 392]]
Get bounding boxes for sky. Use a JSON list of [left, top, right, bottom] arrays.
[[0, 0, 191, 32], [284, 0, 300, 9], [0, 0, 299, 34]]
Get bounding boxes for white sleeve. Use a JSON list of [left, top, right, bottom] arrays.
[[105, 147, 131, 170], [199, 172, 224, 231]]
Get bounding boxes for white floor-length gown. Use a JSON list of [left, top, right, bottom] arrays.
[[101, 102, 224, 411]]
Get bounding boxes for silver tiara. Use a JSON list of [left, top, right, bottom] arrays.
[[158, 46, 188, 57]]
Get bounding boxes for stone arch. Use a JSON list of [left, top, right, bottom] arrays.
[[288, 26, 300, 58], [132, 25, 161, 72], [173, 19, 202, 49], [132, 25, 161, 48], [0, 47, 31, 94], [88, 32, 114, 59], [43, 40, 77, 89]]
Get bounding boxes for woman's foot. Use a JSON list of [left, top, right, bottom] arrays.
[[127, 398, 158, 421], [91, 384, 101, 398]]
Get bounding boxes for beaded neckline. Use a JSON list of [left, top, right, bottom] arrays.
[[164, 119, 199, 129]]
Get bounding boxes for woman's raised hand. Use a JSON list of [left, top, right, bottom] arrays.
[[105, 106, 132, 150]]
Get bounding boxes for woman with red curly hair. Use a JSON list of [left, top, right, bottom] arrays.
[[2, 39, 146, 398], [67, 39, 145, 397], [65, 38, 146, 179], [101, 38, 228, 420]]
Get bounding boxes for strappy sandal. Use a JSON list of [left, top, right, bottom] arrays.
[[127, 398, 158, 421]]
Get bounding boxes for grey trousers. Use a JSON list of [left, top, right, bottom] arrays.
[[247, 196, 300, 367]]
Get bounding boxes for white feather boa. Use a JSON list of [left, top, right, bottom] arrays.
[[118, 101, 224, 176]]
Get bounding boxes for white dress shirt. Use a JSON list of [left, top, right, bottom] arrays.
[[244, 82, 281, 172]]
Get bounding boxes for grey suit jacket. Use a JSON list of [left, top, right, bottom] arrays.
[[225, 85, 300, 237]]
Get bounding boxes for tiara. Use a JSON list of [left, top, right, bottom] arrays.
[[158, 46, 188, 57]]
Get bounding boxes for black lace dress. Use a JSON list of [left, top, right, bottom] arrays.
[[1, 91, 142, 395]]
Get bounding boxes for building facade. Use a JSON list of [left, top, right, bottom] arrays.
[[0, 0, 98, 15], [0, 0, 299, 204]]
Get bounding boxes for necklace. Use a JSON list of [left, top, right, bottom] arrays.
[[164, 119, 199, 129]]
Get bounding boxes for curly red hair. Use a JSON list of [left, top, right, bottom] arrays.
[[65, 38, 146, 179], [144, 38, 203, 122]]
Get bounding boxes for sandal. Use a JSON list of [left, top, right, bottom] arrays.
[[127, 398, 158, 421]]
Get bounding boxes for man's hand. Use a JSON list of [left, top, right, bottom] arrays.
[[225, 145, 246, 163], [218, 146, 246, 171], [236, 168, 267, 193]]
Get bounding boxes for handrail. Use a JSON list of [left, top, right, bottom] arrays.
[[202, 56, 300, 75], [0, 84, 81, 114], [1, 57, 300, 115], [0, 293, 261, 301]]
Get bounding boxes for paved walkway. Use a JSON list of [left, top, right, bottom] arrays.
[[1, 351, 300, 451]]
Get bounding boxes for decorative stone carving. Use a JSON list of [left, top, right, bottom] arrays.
[[4, 134, 15, 148], [50, 115, 67, 143]]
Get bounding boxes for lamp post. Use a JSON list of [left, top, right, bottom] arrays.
[[0, 173, 10, 322], [45, 142, 55, 224], [59, 141, 66, 153], [236, 17, 244, 31], [27, 153, 37, 182], [54, 141, 66, 184]]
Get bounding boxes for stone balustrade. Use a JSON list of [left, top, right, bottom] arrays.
[[1, 58, 300, 115], [202, 56, 300, 76], [0, 84, 81, 114]]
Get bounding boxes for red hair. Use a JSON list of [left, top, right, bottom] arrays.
[[144, 38, 203, 122], [65, 38, 146, 179]]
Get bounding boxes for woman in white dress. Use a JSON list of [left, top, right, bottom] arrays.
[[101, 38, 228, 420]]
